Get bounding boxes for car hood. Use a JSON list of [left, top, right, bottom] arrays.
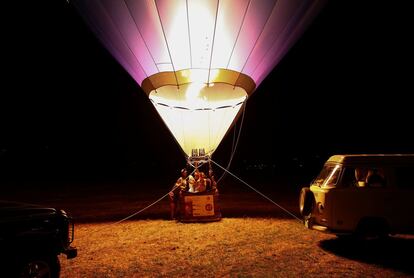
[[0, 201, 57, 221]]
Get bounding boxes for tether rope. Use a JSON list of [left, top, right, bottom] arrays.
[[217, 100, 247, 184], [211, 159, 303, 222], [76, 168, 198, 239], [76, 158, 303, 240]]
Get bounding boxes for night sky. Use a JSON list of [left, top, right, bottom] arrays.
[[1, 1, 413, 182]]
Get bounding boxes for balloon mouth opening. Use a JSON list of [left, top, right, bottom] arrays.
[[150, 99, 245, 111], [141, 68, 256, 96], [148, 82, 247, 110], [147, 81, 247, 158]]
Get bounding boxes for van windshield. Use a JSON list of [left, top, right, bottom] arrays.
[[313, 164, 342, 188]]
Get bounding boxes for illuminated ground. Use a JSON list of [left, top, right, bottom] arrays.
[[60, 219, 413, 277], [3, 180, 414, 277]]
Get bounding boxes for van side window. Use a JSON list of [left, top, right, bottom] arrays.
[[340, 167, 358, 187], [354, 167, 369, 187], [395, 167, 414, 189], [365, 168, 386, 187]]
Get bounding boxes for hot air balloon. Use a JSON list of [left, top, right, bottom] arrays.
[[71, 0, 325, 165]]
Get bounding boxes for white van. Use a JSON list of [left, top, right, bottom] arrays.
[[299, 154, 414, 238]]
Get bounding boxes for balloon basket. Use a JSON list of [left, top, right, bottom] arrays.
[[179, 191, 221, 223]]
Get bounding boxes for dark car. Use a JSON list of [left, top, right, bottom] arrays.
[[0, 201, 77, 277]]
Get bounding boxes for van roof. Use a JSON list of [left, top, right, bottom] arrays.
[[327, 154, 414, 166]]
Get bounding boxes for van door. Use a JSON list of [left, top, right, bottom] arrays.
[[391, 167, 414, 233], [331, 167, 390, 233]]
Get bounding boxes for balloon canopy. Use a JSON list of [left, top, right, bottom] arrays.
[[72, 0, 325, 159]]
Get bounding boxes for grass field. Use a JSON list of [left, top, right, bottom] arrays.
[[3, 179, 414, 277], [59, 219, 413, 277]]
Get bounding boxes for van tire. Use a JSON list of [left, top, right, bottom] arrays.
[[299, 187, 315, 218]]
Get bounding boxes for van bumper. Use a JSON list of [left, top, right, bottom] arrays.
[[305, 217, 328, 233], [305, 217, 351, 235]]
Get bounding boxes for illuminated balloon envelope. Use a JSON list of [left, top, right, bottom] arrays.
[[72, 0, 325, 159]]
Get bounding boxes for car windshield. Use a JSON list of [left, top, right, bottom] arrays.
[[313, 164, 342, 188]]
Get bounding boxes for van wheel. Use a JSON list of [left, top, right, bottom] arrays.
[[355, 218, 389, 240], [299, 187, 315, 218]]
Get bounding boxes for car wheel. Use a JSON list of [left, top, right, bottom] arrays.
[[19, 255, 60, 278]]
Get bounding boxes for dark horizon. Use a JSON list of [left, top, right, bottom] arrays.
[[1, 0, 413, 183]]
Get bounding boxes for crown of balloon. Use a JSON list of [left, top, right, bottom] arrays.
[[72, 0, 325, 159]]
